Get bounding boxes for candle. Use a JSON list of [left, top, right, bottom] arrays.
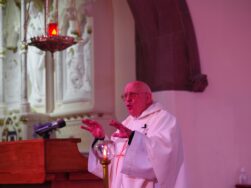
[[48, 23, 58, 36], [93, 140, 115, 188], [103, 145, 108, 160]]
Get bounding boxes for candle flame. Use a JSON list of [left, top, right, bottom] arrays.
[[48, 23, 58, 36], [52, 29, 57, 35], [103, 145, 108, 159]]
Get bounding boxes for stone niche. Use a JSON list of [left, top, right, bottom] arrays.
[[0, 0, 115, 152]]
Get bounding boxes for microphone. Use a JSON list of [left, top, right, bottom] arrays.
[[34, 119, 66, 139], [141, 124, 147, 129]]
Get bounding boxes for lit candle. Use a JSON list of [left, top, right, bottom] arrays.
[[103, 145, 108, 160], [48, 23, 58, 36]]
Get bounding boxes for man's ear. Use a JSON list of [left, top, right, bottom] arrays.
[[146, 93, 153, 104]]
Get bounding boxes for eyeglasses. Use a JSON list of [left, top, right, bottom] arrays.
[[121, 92, 146, 101]]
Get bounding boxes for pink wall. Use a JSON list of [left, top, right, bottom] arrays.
[[113, 0, 136, 120], [92, 0, 115, 113], [113, 0, 251, 188], [155, 0, 251, 187]]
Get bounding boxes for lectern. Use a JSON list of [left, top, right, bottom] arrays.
[[0, 139, 102, 188]]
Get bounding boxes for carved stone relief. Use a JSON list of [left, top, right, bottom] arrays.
[[62, 19, 93, 103], [4, 51, 21, 105], [27, 0, 45, 106], [24, 0, 93, 109], [0, 0, 114, 153], [3, 0, 21, 108], [59, 0, 93, 104], [1, 0, 94, 114], [1, 112, 24, 142], [4, 0, 20, 52]]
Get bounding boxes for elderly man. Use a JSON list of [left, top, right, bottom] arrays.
[[81, 81, 186, 188]]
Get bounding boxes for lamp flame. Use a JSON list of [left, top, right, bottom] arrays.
[[48, 23, 58, 36], [103, 145, 108, 160]]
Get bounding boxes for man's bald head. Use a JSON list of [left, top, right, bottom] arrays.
[[125, 81, 151, 94], [122, 81, 153, 117]]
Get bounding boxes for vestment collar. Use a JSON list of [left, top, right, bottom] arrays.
[[133, 102, 163, 120]]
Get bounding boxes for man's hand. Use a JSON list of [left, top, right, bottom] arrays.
[[109, 120, 132, 138], [80, 119, 105, 139]]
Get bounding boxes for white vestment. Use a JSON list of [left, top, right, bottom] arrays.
[[88, 102, 187, 188]]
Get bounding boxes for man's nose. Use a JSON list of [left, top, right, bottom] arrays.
[[125, 95, 133, 101]]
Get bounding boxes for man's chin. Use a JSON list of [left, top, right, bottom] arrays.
[[127, 110, 138, 117], [127, 109, 134, 115]]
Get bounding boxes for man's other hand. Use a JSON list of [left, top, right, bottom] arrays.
[[109, 120, 132, 138], [80, 119, 105, 139]]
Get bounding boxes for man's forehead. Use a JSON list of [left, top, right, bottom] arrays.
[[124, 83, 143, 92]]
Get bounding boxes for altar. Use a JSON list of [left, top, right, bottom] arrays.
[[0, 138, 102, 188]]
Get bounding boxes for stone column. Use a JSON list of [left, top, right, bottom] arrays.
[[45, 52, 54, 113], [55, 52, 63, 106], [20, 0, 30, 114], [0, 0, 6, 117]]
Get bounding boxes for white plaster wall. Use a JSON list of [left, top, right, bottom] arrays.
[[178, 1, 251, 187], [156, 1, 251, 188], [92, 0, 115, 114]]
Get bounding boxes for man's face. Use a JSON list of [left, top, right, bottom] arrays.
[[122, 83, 152, 117]]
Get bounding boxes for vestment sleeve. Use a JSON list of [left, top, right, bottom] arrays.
[[88, 147, 103, 178], [121, 131, 156, 180]]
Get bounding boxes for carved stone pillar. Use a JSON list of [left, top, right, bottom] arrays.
[[45, 53, 54, 113], [55, 52, 63, 105], [0, 0, 6, 117], [20, 0, 30, 114]]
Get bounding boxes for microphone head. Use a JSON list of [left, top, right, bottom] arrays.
[[57, 119, 66, 128], [33, 119, 66, 139]]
